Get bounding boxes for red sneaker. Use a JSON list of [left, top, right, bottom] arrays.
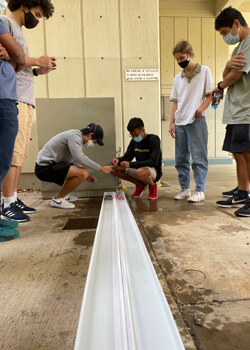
[[148, 183, 158, 200], [131, 183, 147, 197]]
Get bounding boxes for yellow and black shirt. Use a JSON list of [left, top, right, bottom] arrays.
[[118, 134, 162, 182]]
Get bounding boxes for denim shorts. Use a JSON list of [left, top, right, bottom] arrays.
[[223, 124, 250, 153], [35, 162, 72, 186]]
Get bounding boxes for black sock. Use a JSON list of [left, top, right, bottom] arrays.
[[237, 189, 248, 199]]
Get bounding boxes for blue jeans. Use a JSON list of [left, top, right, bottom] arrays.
[[175, 116, 208, 192], [0, 100, 18, 204]]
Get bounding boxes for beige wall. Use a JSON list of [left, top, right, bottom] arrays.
[[3, 0, 161, 173]]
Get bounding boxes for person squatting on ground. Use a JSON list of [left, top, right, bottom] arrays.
[[0, 1, 25, 241], [111, 117, 162, 200], [0, 0, 56, 223], [212, 7, 250, 217], [35, 123, 112, 209], [169, 41, 213, 202]]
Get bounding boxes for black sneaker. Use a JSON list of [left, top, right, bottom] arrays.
[[1, 203, 30, 222], [216, 195, 249, 208], [15, 198, 36, 214], [222, 187, 238, 198], [235, 201, 250, 217]]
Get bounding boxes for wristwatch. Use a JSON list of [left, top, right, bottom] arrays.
[[217, 81, 224, 91]]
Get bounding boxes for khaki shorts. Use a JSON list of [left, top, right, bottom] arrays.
[[12, 102, 33, 167], [125, 167, 157, 181]]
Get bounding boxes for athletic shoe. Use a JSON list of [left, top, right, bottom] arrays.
[[131, 184, 147, 198], [222, 187, 238, 198], [1, 203, 30, 222], [174, 189, 191, 200], [0, 218, 19, 229], [188, 191, 205, 202], [50, 197, 75, 209], [148, 183, 158, 200], [0, 227, 20, 242], [15, 198, 36, 214], [65, 194, 78, 202], [235, 200, 250, 217], [216, 195, 248, 208]]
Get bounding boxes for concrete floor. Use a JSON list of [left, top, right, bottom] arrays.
[[1, 164, 250, 350]]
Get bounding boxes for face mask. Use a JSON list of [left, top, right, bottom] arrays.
[[0, 0, 8, 13], [84, 140, 95, 148], [23, 10, 39, 29], [178, 59, 190, 69], [133, 135, 143, 142], [223, 26, 240, 45]]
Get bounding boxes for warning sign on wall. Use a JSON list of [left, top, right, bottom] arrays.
[[125, 69, 159, 81]]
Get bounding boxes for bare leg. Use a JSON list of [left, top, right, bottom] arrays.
[[14, 166, 22, 192], [242, 151, 250, 186], [56, 166, 89, 199], [111, 166, 144, 186], [234, 153, 249, 191], [2, 165, 17, 197]]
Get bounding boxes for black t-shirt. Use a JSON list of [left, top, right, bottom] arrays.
[[118, 134, 162, 182]]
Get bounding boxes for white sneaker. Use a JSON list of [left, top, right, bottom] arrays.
[[50, 197, 75, 209], [65, 194, 78, 202], [187, 191, 205, 202], [174, 189, 191, 200]]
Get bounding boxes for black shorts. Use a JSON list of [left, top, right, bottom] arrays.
[[35, 162, 72, 186], [222, 124, 250, 154]]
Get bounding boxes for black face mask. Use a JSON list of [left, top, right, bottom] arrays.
[[23, 10, 39, 29], [178, 59, 190, 69]]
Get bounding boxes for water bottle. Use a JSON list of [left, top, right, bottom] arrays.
[[212, 92, 223, 109]]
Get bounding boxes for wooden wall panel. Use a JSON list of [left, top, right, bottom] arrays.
[[201, 18, 215, 82], [174, 17, 187, 75], [161, 98, 175, 161], [188, 18, 202, 64]]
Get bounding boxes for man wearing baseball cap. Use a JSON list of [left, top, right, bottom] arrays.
[[35, 123, 112, 209]]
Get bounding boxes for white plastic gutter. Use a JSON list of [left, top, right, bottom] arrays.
[[74, 192, 185, 350]]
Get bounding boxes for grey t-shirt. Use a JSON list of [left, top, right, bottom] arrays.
[[36, 129, 101, 172], [223, 34, 250, 124], [1, 15, 34, 107]]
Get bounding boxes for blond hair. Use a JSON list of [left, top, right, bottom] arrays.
[[173, 41, 194, 57]]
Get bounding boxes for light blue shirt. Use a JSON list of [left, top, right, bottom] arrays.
[[0, 19, 17, 101]]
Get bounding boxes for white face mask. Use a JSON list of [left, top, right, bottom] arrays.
[[0, 0, 8, 13], [84, 140, 95, 148]]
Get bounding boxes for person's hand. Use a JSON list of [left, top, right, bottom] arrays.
[[195, 108, 203, 117], [86, 176, 97, 183], [211, 87, 222, 98], [169, 123, 175, 139], [36, 65, 56, 75], [0, 44, 10, 60], [111, 158, 119, 166], [100, 165, 112, 174], [37, 55, 57, 69], [226, 51, 246, 70], [120, 161, 130, 168]]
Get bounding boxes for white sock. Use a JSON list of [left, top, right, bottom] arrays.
[[14, 192, 17, 201], [3, 196, 15, 209]]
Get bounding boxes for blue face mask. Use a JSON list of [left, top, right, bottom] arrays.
[[133, 133, 143, 142], [223, 26, 240, 45]]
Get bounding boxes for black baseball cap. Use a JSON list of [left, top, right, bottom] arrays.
[[86, 123, 104, 146]]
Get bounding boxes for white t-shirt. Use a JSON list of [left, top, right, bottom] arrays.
[[170, 64, 213, 125]]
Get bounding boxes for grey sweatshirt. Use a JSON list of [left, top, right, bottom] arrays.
[[36, 129, 101, 172]]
